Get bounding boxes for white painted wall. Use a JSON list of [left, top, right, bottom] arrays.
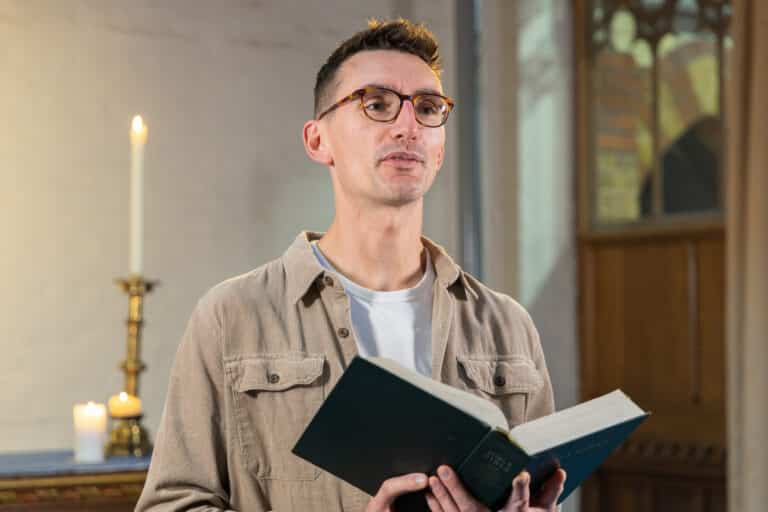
[[0, 0, 457, 452]]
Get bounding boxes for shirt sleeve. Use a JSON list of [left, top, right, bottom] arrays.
[[135, 298, 237, 512]]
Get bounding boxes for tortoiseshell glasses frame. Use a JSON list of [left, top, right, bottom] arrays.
[[316, 86, 456, 128]]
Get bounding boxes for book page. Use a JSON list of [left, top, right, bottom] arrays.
[[509, 389, 646, 455], [367, 357, 509, 430]]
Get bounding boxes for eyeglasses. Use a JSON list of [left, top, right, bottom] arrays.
[[316, 86, 455, 128]]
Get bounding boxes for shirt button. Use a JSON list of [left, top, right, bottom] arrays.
[[493, 375, 506, 387], [268, 373, 280, 384], [337, 327, 350, 338], [324, 275, 334, 287]]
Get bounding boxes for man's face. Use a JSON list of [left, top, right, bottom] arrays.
[[317, 50, 446, 208]]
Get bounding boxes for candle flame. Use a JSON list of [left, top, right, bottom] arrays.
[[131, 115, 145, 133], [119, 391, 128, 401], [85, 401, 100, 415], [130, 115, 148, 145]]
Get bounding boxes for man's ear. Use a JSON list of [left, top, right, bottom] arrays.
[[303, 120, 334, 166]]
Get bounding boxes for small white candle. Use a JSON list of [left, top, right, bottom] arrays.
[[130, 115, 148, 276], [73, 401, 107, 463]]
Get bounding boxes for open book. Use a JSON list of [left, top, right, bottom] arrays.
[[293, 356, 649, 511]]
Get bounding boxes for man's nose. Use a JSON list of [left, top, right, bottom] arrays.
[[390, 99, 420, 140]]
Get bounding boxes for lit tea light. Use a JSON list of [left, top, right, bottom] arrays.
[[108, 391, 143, 418]]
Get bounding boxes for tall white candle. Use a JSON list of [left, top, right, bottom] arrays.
[[130, 115, 148, 276], [73, 401, 107, 463]]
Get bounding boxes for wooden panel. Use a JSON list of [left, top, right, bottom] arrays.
[[592, 245, 626, 397], [705, 487, 726, 512], [602, 482, 645, 512], [697, 237, 726, 410], [582, 234, 726, 446], [579, 243, 599, 399], [579, 230, 726, 511], [581, 475, 600, 512], [652, 483, 703, 512], [599, 476, 652, 512], [621, 242, 691, 410], [593, 466, 725, 512]]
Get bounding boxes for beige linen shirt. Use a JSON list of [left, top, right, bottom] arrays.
[[136, 231, 555, 512]]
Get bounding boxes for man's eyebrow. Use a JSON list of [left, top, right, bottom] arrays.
[[365, 83, 444, 96]]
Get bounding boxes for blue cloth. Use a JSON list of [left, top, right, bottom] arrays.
[[0, 450, 150, 477]]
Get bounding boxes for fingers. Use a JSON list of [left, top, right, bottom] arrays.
[[367, 473, 428, 511], [426, 490, 446, 512], [367, 467, 493, 512], [428, 474, 459, 512], [504, 469, 567, 512], [531, 469, 566, 509], [430, 465, 487, 512], [504, 471, 531, 511]]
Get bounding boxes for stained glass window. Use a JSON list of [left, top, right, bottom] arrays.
[[588, 0, 731, 225]]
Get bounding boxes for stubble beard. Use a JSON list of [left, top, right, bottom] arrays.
[[372, 161, 434, 207]]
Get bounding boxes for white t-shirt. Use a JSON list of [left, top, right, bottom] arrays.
[[311, 241, 434, 377]]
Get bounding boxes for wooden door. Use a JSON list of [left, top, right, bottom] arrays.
[[573, 0, 730, 510]]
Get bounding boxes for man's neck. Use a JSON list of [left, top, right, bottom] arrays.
[[317, 203, 426, 292]]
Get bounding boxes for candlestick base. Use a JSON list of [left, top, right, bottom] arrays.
[[105, 415, 152, 457]]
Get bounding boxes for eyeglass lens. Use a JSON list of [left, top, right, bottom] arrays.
[[361, 89, 449, 127]]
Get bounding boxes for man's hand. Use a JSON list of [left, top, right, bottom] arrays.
[[425, 465, 566, 512], [366, 473, 429, 512], [502, 469, 566, 511]]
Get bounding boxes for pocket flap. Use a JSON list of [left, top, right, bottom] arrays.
[[228, 355, 325, 392], [457, 355, 543, 395]]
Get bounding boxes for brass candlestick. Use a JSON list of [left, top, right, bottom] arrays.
[[107, 415, 152, 457], [106, 275, 157, 457]]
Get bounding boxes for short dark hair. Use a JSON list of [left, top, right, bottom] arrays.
[[313, 18, 443, 118]]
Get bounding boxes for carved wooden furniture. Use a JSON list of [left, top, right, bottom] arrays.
[[0, 450, 149, 511]]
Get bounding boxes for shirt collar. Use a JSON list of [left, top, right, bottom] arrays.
[[283, 231, 477, 305]]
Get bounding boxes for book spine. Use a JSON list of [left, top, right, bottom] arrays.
[[456, 429, 530, 509]]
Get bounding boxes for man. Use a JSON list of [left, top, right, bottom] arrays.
[[136, 19, 565, 512]]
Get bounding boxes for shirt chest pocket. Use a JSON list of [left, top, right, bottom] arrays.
[[225, 354, 325, 481], [457, 355, 544, 428]]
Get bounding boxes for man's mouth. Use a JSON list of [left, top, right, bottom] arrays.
[[380, 151, 424, 165]]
